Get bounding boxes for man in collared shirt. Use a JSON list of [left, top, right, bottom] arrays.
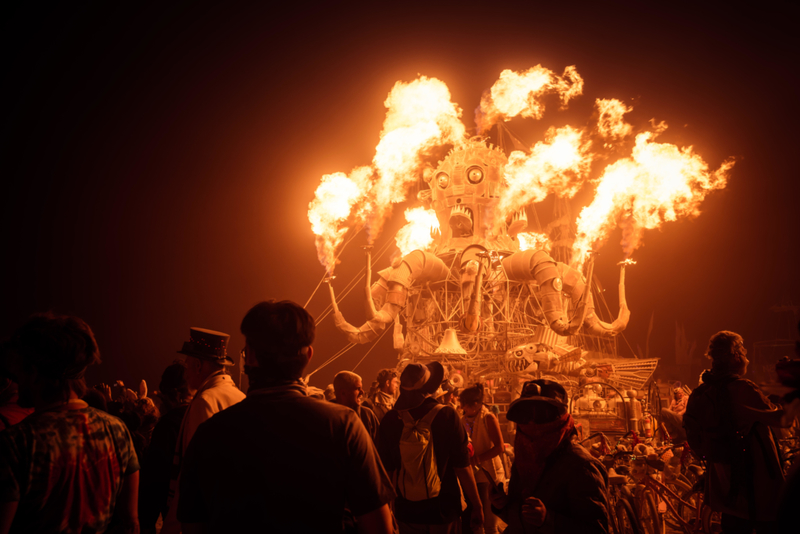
[[178, 300, 395, 533]]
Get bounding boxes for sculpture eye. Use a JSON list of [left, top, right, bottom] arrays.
[[436, 172, 450, 189], [515, 350, 524, 358], [466, 166, 484, 184]]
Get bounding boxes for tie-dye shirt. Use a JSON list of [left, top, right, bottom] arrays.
[[0, 404, 139, 534]]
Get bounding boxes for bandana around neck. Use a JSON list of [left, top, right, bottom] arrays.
[[514, 413, 574, 496]]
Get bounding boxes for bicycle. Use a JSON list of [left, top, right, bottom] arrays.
[[632, 454, 721, 534]]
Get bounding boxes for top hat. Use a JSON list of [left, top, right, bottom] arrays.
[[177, 327, 234, 366], [506, 379, 568, 423], [394, 361, 444, 411]]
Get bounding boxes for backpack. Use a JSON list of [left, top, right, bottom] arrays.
[[396, 403, 446, 501]]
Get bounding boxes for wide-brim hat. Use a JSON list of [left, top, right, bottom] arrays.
[[507, 379, 568, 423], [395, 361, 444, 411], [177, 327, 235, 366]]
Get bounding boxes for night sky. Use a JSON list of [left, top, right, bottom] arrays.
[[2, 2, 798, 393]]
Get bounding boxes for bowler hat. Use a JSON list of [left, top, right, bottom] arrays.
[[394, 361, 444, 411], [177, 327, 234, 366], [506, 379, 568, 423]]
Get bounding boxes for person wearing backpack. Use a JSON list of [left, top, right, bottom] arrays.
[[684, 331, 787, 534], [378, 362, 484, 533]]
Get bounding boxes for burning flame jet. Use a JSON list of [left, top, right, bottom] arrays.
[[310, 65, 732, 350]]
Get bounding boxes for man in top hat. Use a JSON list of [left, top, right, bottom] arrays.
[[377, 361, 484, 534], [161, 327, 246, 534], [491, 379, 609, 534]]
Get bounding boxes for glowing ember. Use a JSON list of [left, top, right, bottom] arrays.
[[395, 207, 440, 256], [498, 125, 592, 228], [308, 167, 372, 274], [476, 65, 583, 133], [572, 130, 735, 265], [595, 98, 633, 144], [517, 232, 551, 252]]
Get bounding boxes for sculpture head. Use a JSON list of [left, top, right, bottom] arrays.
[[426, 138, 519, 252]]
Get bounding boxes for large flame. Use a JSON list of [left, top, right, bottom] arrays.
[[497, 125, 592, 228], [308, 67, 733, 276], [308, 167, 372, 274], [395, 207, 440, 256], [517, 231, 551, 252], [370, 77, 465, 242], [308, 76, 465, 271], [572, 130, 735, 265], [476, 65, 583, 132], [595, 98, 633, 144]]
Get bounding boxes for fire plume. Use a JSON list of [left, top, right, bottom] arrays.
[[498, 125, 592, 226], [308, 168, 371, 274], [395, 207, 440, 256], [370, 76, 465, 241], [308, 76, 465, 271], [517, 232, 551, 253], [572, 130, 735, 265], [476, 65, 583, 132], [595, 98, 633, 144]]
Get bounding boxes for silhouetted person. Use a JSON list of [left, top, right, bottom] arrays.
[[660, 382, 688, 444], [334, 370, 380, 442], [492, 379, 609, 534], [775, 325, 800, 534], [0, 313, 139, 534], [139, 360, 193, 534], [684, 331, 787, 534], [178, 300, 395, 533], [377, 362, 484, 534], [459, 382, 506, 534], [162, 327, 245, 534]]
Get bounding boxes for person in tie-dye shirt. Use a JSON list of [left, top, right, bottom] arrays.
[[0, 313, 139, 534]]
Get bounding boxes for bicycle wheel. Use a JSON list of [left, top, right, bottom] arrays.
[[615, 497, 641, 534], [637, 489, 662, 534], [701, 505, 722, 534]]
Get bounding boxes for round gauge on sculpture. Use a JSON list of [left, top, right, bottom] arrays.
[[436, 172, 450, 189], [466, 166, 484, 184]]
